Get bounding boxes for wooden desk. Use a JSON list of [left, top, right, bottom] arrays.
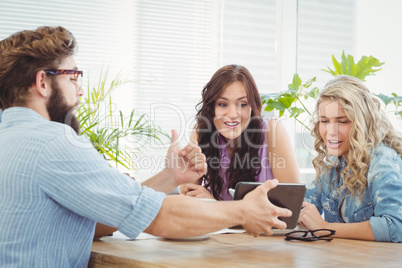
[[89, 233, 402, 267]]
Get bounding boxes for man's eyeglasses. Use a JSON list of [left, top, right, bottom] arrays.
[[285, 229, 336, 242], [45, 69, 83, 89], [44, 69, 83, 80]]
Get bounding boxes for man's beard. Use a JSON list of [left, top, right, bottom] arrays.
[[46, 79, 80, 135]]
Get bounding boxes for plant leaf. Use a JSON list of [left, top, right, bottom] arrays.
[[77, 68, 168, 170]]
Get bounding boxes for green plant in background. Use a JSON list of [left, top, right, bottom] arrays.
[[261, 75, 319, 130], [261, 51, 402, 130], [77, 70, 169, 170], [376, 93, 402, 117], [323, 50, 384, 81]]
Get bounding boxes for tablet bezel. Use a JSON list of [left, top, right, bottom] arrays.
[[233, 182, 306, 229]]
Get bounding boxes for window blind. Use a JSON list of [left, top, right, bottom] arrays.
[[295, 0, 356, 179], [297, 0, 356, 86], [0, 0, 137, 102], [130, 0, 221, 138], [221, 0, 277, 94], [127, 0, 221, 180]]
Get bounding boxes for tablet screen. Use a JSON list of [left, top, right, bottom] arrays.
[[233, 182, 306, 229]]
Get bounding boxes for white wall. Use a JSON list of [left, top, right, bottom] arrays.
[[356, 0, 402, 96], [355, 0, 402, 131]]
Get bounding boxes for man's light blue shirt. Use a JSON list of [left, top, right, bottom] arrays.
[[305, 143, 402, 242], [0, 107, 166, 267]]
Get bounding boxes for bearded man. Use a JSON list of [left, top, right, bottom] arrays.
[[0, 26, 290, 267]]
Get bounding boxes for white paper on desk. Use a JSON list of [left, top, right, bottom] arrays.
[[110, 228, 245, 241], [211, 228, 245, 235], [110, 231, 158, 240]]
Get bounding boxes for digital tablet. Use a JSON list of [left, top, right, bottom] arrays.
[[233, 182, 306, 229]]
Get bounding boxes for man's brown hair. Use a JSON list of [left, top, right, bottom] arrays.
[[0, 26, 76, 109]]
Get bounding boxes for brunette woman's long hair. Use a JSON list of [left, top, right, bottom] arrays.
[[196, 64, 264, 199]]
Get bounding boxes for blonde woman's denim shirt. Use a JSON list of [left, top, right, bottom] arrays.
[[304, 143, 402, 242]]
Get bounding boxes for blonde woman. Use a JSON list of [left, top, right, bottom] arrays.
[[299, 75, 402, 242]]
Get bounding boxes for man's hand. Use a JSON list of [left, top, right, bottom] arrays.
[[241, 179, 292, 237], [166, 130, 207, 185], [298, 202, 328, 230], [180, 183, 215, 199]]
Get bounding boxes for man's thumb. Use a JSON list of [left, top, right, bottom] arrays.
[[170, 129, 179, 148], [261, 179, 279, 193]]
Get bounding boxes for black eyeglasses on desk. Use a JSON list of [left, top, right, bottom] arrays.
[[285, 229, 336, 242]]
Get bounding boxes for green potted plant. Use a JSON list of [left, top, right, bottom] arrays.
[[77, 70, 169, 170], [261, 51, 402, 130]]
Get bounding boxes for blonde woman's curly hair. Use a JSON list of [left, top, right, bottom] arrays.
[[311, 75, 402, 198]]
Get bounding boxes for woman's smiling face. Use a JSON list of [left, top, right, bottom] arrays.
[[318, 98, 352, 162], [214, 81, 252, 141]]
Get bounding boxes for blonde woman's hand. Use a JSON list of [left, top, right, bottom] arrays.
[[298, 202, 328, 230]]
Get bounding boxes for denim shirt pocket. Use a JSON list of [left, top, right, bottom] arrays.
[[321, 191, 340, 221], [352, 203, 374, 222]]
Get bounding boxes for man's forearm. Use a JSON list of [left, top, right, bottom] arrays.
[[141, 169, 178, 194], [144, 195, 246, 238], [144, 179, 291, 238]]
